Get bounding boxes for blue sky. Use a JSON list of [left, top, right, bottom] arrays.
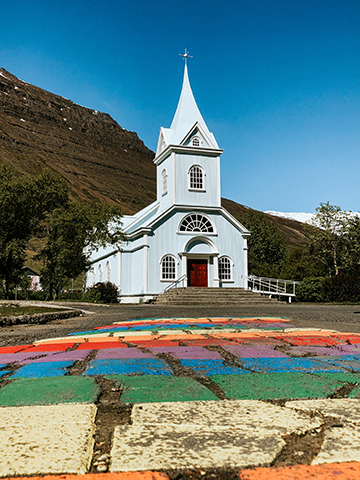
[[1, 0, 359, 213]]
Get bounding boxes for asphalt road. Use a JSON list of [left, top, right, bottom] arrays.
[[1, 302, 360, 347]]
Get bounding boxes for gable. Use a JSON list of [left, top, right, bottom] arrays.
[[180, 122, 217, 150], [155, 127, 172, 157], [125, 204, 250, 239]]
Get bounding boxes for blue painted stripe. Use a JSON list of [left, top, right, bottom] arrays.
[[318, 355, 360, 372], [180, 359, 248, 375], [83, 359, 173, 376], [10, 361, 74, 378], [239, 357, 347, 373]]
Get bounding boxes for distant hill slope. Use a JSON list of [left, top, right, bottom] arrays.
[[0, 68, 156, 214], [0, 68, 309, 251], [221, 198, 310, 251]]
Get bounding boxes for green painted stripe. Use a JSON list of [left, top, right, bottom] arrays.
[[0, 376, 100, 406], [210, 372, 342, 400], [107, 374, 218, 403]]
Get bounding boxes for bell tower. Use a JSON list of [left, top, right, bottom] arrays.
[[154, 52, 223, 213]]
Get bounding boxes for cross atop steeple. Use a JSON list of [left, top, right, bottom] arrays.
[[179, 48, 193, 65]]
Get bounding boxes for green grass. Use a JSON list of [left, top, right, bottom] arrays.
[[0, 306, 69, 317]]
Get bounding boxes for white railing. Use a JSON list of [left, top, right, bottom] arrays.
[[163, 274, 187, 297], [242, 275, 301, 303]]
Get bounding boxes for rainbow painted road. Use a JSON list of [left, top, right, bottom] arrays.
[[2, 316, 360, 405], [2, 317, 360, 477]]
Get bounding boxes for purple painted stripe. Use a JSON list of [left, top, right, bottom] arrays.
[[289, 346, 354, 357], [149, 346, 222, 360], [0, 352, 50, 363], [96, 348, 156, 359], [223, 345, 289, 358], [21, 350, 89, 363], [332, 344, 360, 354]]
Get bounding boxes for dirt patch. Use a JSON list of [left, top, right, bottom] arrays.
[[0, 309, 82, 327], [330, 382, 359, 398], [271, 415, 345, 468], [206, 344, 239, 366], [67, 349, 97, 375], [271, 426, 324, 467], [90, 376, 133, 473], [0, 363, 22, 390]]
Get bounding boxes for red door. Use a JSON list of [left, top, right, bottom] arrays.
[[187, 259, 208, 287]]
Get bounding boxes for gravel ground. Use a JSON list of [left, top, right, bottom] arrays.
[[1, 302, 360, 347]]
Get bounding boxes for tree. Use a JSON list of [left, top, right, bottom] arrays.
[[0, 167, 69, 297], [343, 216, 360, 275], [307, 202, 350, 276], [239, 210, 286, 277], [37, 201, 124, 299], [280, 248, 327, 281]]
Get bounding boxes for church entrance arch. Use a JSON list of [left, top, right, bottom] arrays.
[[182, 236, 219, 288]]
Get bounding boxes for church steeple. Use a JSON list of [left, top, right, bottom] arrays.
[[156, 59, 219, 157], [154, 55, 223, 212], [169, 63, 217, 147]]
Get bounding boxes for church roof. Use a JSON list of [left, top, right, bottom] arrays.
[[157, 63, 218, 153]]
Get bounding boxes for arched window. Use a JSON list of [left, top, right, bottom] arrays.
[[219, 256, 232, 281], [106, 261, 111, 282], [161, 255, 177, 280], [189, 165, 204, 190], [98, 264, 103, 282], [179, 213, 214, 233], [161, 168, 168, 195], [191, 136, 200, 147], [90, 267, 95, 286]]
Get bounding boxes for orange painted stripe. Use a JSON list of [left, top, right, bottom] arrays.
[[85, 336, 120, 343], [230, 317, 291, 323], [207, 318, 232, 323], [239, 462, 360, 479], [158, 334, 205, 340], [210, 332, 271, 339], [273, 330, 336, 337], [1, 473, 169, 480], [118, 335, 162, 342], [77, 342, 128, 350]]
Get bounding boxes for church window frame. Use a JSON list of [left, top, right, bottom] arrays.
[[219, 256, 233, 282], [178, 213, 215, 234], [191, 136, 200, 147], [188, 165, 205, 191], [106, 261, 111, 282], [161, 168, 168, 196], [160, 254, 177, 281], [98, 264, 103, 283], [90, 267, 95, 286]]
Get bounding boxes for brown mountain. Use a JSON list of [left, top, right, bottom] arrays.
[[0, 68, 156, 214], [0, 68, 309, 250]]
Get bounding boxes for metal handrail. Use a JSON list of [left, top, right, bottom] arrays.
[[242, 275, 301, 302], [163, 274, 187, 296]]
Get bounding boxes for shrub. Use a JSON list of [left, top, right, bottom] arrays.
[[322, 273, 360, 303], [58, 292, 83, 301], [28, 291, 48, 301], [296, 277, 327, 302], [82, 282, 119, 304]]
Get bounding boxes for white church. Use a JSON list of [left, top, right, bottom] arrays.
[[85, 59, 250, 303]]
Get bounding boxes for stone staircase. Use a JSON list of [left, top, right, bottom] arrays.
[[154, 287, 277, 305]]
